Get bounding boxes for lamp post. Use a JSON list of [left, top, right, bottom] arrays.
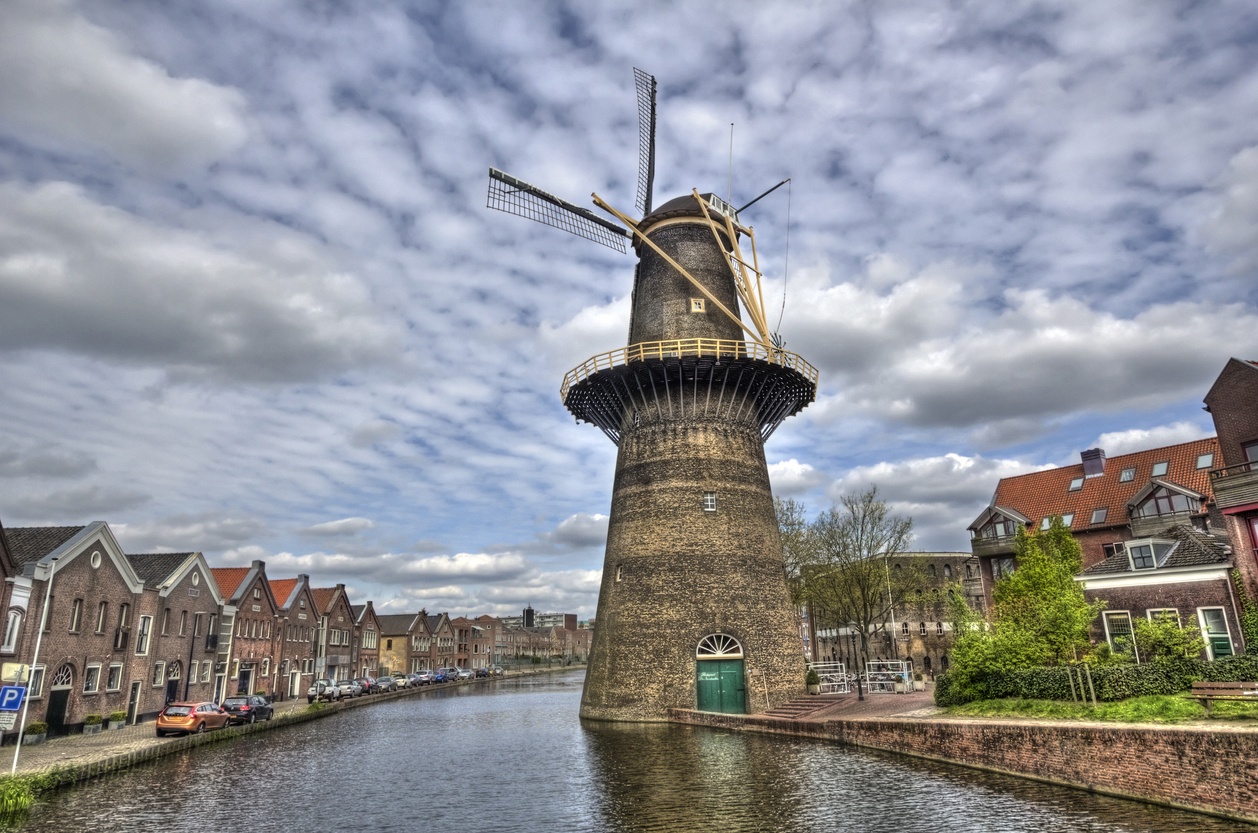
[[12, 555, 59, 775]]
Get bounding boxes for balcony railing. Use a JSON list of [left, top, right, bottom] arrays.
[[970, 535, 1017, 558], [1129, 510, 1199, 538], [1210, 461, 1258, 510], [561, 338, 818, 400]]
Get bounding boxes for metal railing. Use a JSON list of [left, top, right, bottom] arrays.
[[561, 338, 818, 400]]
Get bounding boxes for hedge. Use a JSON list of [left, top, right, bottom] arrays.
[[934, 653, 1258, 706]]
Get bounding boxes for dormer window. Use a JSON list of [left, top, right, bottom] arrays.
[[1132, 485, 1193, 518], [1151, 461, 1169, 477], [1125, 538, 1175, 570], [975, 516, 1017, 539]]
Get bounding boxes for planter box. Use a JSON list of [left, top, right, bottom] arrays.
[[807, 684, 821, 695], [23, 733, 45, 746], [83, 723, 102, 735], [109, 721, 126, 730]]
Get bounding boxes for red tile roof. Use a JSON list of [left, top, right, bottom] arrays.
[[311, 587, 336, 613], [269, 578, 299, 608], [211, 567, 250, 599], [988, 437, 1219, 531]]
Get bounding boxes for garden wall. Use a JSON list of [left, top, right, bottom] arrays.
[[670, 709, 1258, 824]]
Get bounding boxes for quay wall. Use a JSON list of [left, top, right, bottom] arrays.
[[669, 709, 1258, 824]]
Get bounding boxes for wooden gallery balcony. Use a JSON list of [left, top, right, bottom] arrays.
[[970, 534, 1017, 558], [1211, 461, 1258, 511]]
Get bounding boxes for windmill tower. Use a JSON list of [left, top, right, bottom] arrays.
[[488, 70, 817, 722]]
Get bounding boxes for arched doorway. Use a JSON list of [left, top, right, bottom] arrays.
[[695, 634, 745, 714], [47, 663, 75, 736]]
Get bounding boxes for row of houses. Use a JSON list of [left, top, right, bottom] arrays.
[[812, 357, 1258, 673], [0, 524, 591, 739]]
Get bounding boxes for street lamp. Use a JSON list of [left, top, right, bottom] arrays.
[[12, 554, 59, 775]]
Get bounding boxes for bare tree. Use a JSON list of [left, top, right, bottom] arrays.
[[801, 486, 921, 667], [775, 496, 815, 605]]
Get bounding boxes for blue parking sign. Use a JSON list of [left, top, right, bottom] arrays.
[[0, 686, 25, 711]]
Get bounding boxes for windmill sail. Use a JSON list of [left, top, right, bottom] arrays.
[[634, 68, 657, 217], [487, 168, 630, 253]]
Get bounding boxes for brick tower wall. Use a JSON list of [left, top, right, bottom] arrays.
[[580, 208, 807, 722]]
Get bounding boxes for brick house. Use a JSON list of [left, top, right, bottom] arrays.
[[312, 585, 357, 682], [211, 561, 279, 699], [427, 612, 456, 670], [451, 616, 495, 670], [376, 612, 419, 676], [1, 523, 147, 736], [408, 612, 434, 674], [351, 602, 382, 679], [1203, 357, 1258, 601], [1076, 523, 1241, 659], [126, 552, 224, 718], [268, 574, 318, 699], [968, 438, 1221, 611]]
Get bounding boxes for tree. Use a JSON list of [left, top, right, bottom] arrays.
[[796, 486, 920, 667], [775, 496, 815, 605]]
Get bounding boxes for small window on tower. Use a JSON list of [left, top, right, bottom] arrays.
[[691, 298, 706, 313], [615, 565, 623, 582], [702, 492, 717, 512]]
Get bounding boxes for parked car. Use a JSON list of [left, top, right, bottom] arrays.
[[156, 701, 231, 736], [355, 676, 377, 694], [428, 669, 448, 683], [456, 668, 474, 680], [393, 674, 410, 689], [375, 675, 398, 692], [414, 670, 436, 685], [308, 678, 341, 703], [404, 673, 424, 687], [338, 678, 363, 697], [437, 667, 460, 681], [490, 666, 504, 676], [220, 694, 274, 725], [474, 667, 489, 678]]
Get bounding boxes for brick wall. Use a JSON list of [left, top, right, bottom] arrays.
[[672, 710, 1258, 823]]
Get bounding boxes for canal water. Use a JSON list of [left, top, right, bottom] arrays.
[[13, 670, 1252, 832]]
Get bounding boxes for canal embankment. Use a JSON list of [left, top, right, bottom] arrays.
[[670, 694, 1258, 826]]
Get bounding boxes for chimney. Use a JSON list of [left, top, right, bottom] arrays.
[[1081, 448, 1106, 478]]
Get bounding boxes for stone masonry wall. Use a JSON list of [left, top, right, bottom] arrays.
[[671, 710, 1258, 823]]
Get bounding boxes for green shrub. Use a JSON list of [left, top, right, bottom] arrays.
[[0, 777, 34, 820], [805, 668, 820, 686], [24, 722, 47, 735], [83, 713, 102, 725], [108, 711, 127, 723]]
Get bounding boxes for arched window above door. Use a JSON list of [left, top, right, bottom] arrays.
[[696, 633, 743, 659]]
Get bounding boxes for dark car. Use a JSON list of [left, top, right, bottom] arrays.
[[355, 676, 377, 694], [221, 694, 274, 725], [429, 669, 448, 683], [375, 675, 398, 692], [474, 667, 489, 678]]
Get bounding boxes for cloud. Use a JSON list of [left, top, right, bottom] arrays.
[[0, 0, 248, 172], [533, 513, 609, 551], [0, 182, 402, 382], [11, 484, 150, 521], [114, 514, 270, 553], [0, 443, 95, 479], [301, 517, 375, 537], [1091, 422, 1215, 458], [768, 459, 828, 495], [1201, 145, 1258, 276]]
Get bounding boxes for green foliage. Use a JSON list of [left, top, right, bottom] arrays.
[[946, 694, 1215, 723], [83, 713, 102, 725], [25, 722, 47, 735], [108, 711, 127, 723], [805, 668, 820, 686], [1232, 570, 1258, 652], [0, 777, 34, 820], [1133, 613, 1205, 661]]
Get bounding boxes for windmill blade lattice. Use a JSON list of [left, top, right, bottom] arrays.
[[487, 168, 630, 253], [634, 68, 657, 217]]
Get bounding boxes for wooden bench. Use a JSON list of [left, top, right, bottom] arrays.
[[1191, 681, 1258, 715]]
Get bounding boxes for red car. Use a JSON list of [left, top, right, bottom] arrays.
[[155, 701, 231, 736]]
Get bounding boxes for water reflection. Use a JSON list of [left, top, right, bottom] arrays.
[[13, 671, 1253, 833]]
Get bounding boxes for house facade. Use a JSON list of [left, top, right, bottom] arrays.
[[313, 585, 357, 682], [352, 602, 382, 679], [211, 561, 280, 699], [268, 575, 318, 699], [1204, 357, 1258, 601]]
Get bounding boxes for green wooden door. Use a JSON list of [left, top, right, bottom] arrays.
[[696, 659, 745, 714]]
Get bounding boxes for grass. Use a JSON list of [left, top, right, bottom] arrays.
[[945, 694, 1258, 724]]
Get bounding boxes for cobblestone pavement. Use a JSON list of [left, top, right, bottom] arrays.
[[5, 695, 313, 776], [805, 687, 941, 720]]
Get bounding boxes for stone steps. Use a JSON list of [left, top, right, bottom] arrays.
[[761, 697, 831, 720]]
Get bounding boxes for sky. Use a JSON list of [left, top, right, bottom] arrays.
[[2, 1, 1257, 619]]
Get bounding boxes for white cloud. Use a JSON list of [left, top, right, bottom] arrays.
[[0, 0, 248, 172], [302, 517, 375, 537], [1201, 145, 1258, 276], [1092, 422, 1215, 458], [768, 459, 828, 495]]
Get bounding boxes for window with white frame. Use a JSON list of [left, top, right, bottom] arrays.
[[95, 601, 107, 634], [1133, 486, 1193, 518], [151, 661, 165, 686], [975, 515, 1018, 539], [179, 610, 187, 636], [1196, 453, 1214, 469], [28, 666, 45, 698], [83, 664, 101, 693], [1125, 538, 1175, 570], [1146, 608, 1179, 625], [106, 663, 122, 692], [69, 599, 83, 633], [1060, 513, 1074, 527], [1119, 467, 1135, 482], [231, 659, 240, 680], [1090, 508, 1108, 525], [160, 607, 170, 635], [1151, 461, 1169, 477], [2, 610, 21, 653], [201, 663, 211, 683], [702, 492, 717, 512], [1068, 477, 1083, 491], [190, 660, 199, 682], [1103, 611, 1135, 653], [364, 629, 378, 649], [1198, 607, 1233, 660], [936, 622, 944, 636], [135, 615, 152, 655]]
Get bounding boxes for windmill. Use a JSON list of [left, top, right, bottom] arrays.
[[487, 69, 818, 722]]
